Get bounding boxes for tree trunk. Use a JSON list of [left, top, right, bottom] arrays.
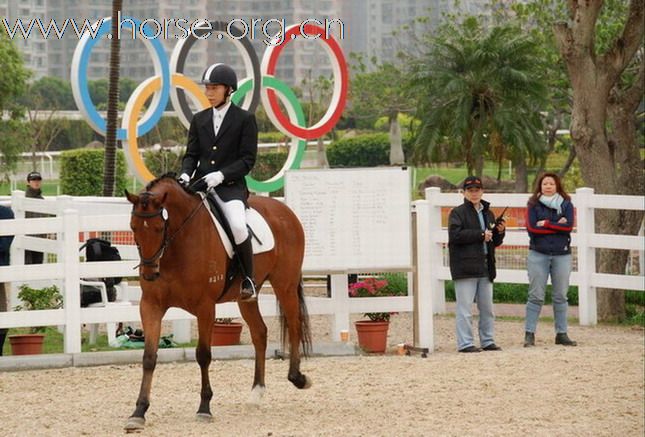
[[103, 0, 122, 197], [474, 153, 484, 179], [556, 144, 576, 179], [316, 137, 328, 168], [512, 154, 528, 193], [535, 113, 560, 177], [595, 61, 645, 321], [388, 113, 405, 165], [553, 0, 644, 321]]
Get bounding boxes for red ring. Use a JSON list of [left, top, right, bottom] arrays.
[[263, 24, 348, 139]]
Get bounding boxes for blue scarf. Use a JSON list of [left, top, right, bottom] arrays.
[[539, 193, 564, 215]]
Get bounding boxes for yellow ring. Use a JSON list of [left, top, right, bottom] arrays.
[[123, 73, 210, 183]]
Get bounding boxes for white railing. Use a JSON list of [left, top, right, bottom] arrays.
[[414, 187, 645, 345], [0, 191, 413, 354], [0, 187, 643, 356]]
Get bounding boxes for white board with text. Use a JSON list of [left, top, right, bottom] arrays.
[[285, 167, 412, 272]]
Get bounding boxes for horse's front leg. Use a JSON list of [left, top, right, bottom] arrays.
[[125, 301, 165, 431], [238, 300, 268, 403], [195, 312, 215, 421]]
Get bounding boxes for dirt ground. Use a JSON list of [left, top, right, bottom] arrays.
[[0, 313, 643, 437]]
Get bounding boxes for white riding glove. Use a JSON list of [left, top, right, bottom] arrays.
[[178, 173, 190, 186], [203, 171, 224, 189]]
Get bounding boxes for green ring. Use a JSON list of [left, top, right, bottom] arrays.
[[233, 76, 306, 193]]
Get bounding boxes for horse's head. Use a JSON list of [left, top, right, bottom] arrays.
[[125, 188, 169, 281]]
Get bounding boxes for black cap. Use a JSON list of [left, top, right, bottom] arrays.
[[27, 171, 42, 181], [200, 63, 238, 91], [463, 176, 482, 189]]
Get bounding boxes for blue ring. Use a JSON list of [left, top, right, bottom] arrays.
[[75, 17, 170, 139]]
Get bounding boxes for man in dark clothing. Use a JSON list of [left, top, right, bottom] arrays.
[[0, 204, 15, 355], [25, 171, 45, 265], [448, 176, 505, 353]]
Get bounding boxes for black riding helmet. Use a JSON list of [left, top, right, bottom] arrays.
[[200, 63, 238, 92]]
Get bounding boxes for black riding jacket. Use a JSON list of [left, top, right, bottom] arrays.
[[448, 199, 505, 281]]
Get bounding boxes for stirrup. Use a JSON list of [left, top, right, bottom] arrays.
[[238, 277, 257, 301]]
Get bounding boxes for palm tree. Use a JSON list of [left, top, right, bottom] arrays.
[[410, 17, 548, 190], [103, 0, 122, 197]]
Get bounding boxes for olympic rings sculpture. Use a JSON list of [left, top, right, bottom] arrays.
[[71, 17, 348, 192]]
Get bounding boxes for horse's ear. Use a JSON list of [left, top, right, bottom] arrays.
[[125, 189, 139, 205]]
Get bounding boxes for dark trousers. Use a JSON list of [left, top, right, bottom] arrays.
[[0, 282, 7, 355]]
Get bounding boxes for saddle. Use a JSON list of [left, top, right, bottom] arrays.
[[199, 192, 275, 258]]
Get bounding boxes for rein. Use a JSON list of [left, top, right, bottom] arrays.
[[132, 197, 205, 269]]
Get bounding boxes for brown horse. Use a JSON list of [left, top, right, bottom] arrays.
[[124, 174, 312, 431]]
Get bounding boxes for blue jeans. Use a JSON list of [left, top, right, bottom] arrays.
[[455, 277, 495, 350], [525, 250, 572, 334]]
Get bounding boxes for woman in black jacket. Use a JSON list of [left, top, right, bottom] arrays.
[[524, 173, 576, 347]]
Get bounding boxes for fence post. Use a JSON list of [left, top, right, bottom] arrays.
[[10, 191, 26, 272], [63, 208, 82, 353], [575, 187, 596, 325], [330, 274, 349, 341], [413, 200, 434, 351], [425, 187, 446, 314], [172, 320, 192, 344]]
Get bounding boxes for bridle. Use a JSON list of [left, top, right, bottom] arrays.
[[131, 197, 204, 274]]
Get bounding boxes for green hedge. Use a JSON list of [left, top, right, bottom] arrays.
[[250, 150, 288, 196], [60, 149, 127, 195], [143, 149, 183, 177], [258, 131, 287, 143], [327, 133, 390, 167]]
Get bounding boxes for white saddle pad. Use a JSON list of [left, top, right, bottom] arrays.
[[201, 196, 275, 259]]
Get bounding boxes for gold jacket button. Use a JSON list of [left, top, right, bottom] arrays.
[[212, 146, 217, 150], [210, 160, 215, 165]]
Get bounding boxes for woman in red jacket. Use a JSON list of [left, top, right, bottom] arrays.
[[524, 173, 577, 347]]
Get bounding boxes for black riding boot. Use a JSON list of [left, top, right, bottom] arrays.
[[236, 236, 257, 301]]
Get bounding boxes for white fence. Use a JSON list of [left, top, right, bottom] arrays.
[[0, 187, 643, 356], [0, 190, 412, 354], [414, 187, 645, 348]]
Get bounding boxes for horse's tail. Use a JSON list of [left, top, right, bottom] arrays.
[[280, 276, 312, 357]]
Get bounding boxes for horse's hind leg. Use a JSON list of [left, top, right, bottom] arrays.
[[274, 278, 312, 390], [195, 312, 215, 421], [238, 300, 268, 403], [125, 301, 165, 431]]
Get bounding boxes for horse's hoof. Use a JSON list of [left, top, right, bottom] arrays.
[[196, 413, 213, 423], [124, 416, 145, 432], [303, 375, 313, 389], [247, 385, 266, 405]]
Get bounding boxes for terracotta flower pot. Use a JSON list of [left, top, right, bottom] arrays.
[[210, 322, 243, 346], [9, 334, 45, 355], [354, 320, 389, 353]]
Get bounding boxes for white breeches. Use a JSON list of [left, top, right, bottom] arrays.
[[212, 194, 248, 245]]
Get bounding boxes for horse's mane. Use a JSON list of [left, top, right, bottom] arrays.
[[142, 173, 199, 208], [145, 172, 178, 191]]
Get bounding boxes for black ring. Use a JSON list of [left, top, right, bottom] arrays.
[[173, 21, 261, 122]]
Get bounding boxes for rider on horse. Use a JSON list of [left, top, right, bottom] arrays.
[[178, 63, 259, 301]]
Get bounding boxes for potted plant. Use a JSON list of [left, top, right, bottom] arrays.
[[211, 318, 243, 346], [9, 284, 63, 355], [349, 275, 406, 353]]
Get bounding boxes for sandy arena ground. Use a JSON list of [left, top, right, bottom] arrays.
[[0, 313, 643, 437]]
